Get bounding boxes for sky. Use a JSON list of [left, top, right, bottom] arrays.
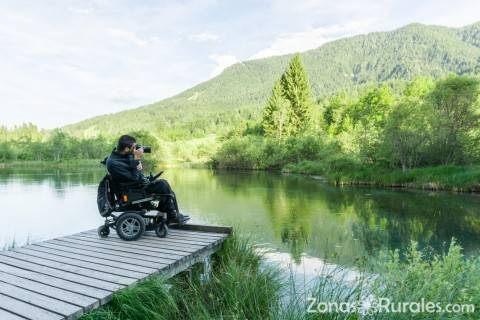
[[1, 0, 480, 129]]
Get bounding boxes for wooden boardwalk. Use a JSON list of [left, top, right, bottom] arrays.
[[0, 224, 231, 320]]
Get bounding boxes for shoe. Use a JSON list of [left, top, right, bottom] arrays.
[[169, 212, 190, 225]]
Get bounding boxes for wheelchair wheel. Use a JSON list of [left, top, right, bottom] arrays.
[[97, 225, 110, 238], [155, 221, 168, 238], [115, 212, 145, 241]]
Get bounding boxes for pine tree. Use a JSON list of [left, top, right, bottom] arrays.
[[262, 80, 289, 139], [280, 54, 313, 136]]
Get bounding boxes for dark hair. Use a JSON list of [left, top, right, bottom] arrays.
[[117, 135, 136, 151]]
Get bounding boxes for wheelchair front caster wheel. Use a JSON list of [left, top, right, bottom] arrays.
[[116, 212, 145, 241], [155, 223, 168, 238], [97, 225, 110, 238]]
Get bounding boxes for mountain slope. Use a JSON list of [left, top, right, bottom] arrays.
[[64, 22, 480, 138]]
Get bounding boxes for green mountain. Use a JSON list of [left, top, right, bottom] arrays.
[[64, 22, 480, 139]]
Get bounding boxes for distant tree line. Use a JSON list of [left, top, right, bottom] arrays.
[[214, 54, 480, 174], [0, 125, 112, 161], [323, 76, 480, 171]]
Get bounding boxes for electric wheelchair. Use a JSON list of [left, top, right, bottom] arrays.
[[97, 171, 176, 241]]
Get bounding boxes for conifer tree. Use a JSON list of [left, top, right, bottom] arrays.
[[280, 53, 313, 136], [262, 80, 289, 139]]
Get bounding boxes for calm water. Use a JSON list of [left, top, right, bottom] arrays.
[[1, 167, 480, 270]]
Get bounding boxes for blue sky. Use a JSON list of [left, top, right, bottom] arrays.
[[1, 0, 480, 128]]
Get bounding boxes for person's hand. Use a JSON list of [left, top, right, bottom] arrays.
[[136, 162, 143, 171], [133, 145, 144, 160]]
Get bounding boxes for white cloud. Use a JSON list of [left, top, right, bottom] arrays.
[[107, 28, 149, 47], [209, 54, 238, 78], [1, 0, 480, 128], [189, 32, 219, 42], [250, 21, 374, 60]]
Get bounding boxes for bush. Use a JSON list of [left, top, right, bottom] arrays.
[[213, 135, 330, 170], [370, 240, 480, 319], [81, 234, 282, 320]]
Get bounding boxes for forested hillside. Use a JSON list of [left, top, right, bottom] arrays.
[[63, 22, 480, 139]]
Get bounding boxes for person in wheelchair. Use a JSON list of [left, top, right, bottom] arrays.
[[106, 134, 190, 225]]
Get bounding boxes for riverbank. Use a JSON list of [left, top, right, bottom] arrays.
[[79, 234, 479, 319], [284, 161, 480, 193], [3, 158, 480, 193], [0, 159, 102, 169]]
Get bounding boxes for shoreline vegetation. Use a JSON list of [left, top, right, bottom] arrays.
[[2, 55, 480, 194], [2, 159, 480, 193], [210, 55, 480, 195], [78, 234, 480, 320], [285, 162, 480, 193]]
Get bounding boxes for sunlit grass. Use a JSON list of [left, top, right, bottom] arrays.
[[80, 235, 480, 320], [286, 161, 480, 192]]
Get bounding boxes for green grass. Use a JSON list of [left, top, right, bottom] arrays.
[[0, 159, 102, 169], [285, 161, 480, 192], [80, 234, 283, 320], [79, 234, 480, 319]]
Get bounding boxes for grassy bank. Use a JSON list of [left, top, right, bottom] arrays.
[[212, 135, 480, 193], [0, 159, 102, 169], [3, 156, 480, 193], [285, 161, 480, 192], [79, 234, 479, 320], [80, 234, 282, 320]]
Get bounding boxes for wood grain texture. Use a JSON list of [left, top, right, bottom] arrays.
[[0, 225, 230, 319]]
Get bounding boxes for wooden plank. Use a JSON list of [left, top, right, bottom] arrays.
[[0, 263, 110, 301], [77, 233, 206, 252], [39, 241, 167, 269], [0, 256, 122, 292], [159, 233, 221, 243], [71, 234, 197, 257], [0, 293, 63, 320], [84, 229, 226, 240], [0, 308, 25, 320], [27, 244, 157, 274], [1, 251, 137, 286], [60, 236, 187, 260], [80, 230, 212, 245], [140, 233, 218, 245], [50, 239, 175, 266], [171, 224, 233, 234], [167, 229, 228, 239], [0, 281, 83, 319], [14, 247, 149, 278], [164, 240, 224, 279], [74, 237, 201, 255], [0, 271, 98, 311], [0, 225, 232, 320]]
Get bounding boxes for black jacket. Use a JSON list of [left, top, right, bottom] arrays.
[[106, 149, 148, 185]]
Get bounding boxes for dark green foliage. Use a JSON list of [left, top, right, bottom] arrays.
[[213, 135, 332, 170], [426, 76, 480, 165], [262, 80, 289, 139], [0, 124, 112, 162], [280, 54, 313, 135], [371, 240, 480, 320], [215, 74, 480, 192], [63, 22, 480, 140], [381, 99, 430, 171]]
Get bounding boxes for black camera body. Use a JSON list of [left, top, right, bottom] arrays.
[[135, 144, 152, 153]]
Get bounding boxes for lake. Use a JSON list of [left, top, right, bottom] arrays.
[[2, 167, 480, 273]]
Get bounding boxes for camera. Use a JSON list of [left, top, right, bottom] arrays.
[[135, 144, 151, 153]]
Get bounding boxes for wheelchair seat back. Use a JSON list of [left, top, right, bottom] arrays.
[[107, 172, 148, 205]]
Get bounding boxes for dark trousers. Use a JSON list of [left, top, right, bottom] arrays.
[[145, 179, 178, 217]]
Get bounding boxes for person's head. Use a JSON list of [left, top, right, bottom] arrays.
[[117, 135, 136, 154]]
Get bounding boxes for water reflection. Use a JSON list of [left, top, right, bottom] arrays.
[[166, 169, 480, 265], [1, 167, 480, 267]]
